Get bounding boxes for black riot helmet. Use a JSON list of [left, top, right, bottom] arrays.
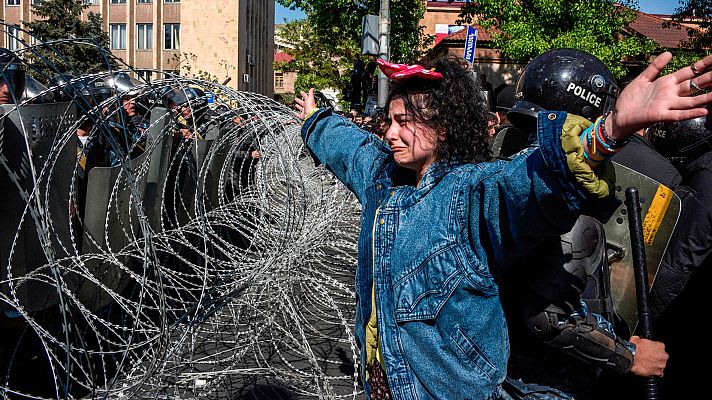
[[47, 73, 77, 102], [161, 85, 188, 109], [183, 86, 209, 111], [22, 75, 54, 104], [168, 86, 210, 120], [0, 47, 27, 104], [649, 111, 712, 170], [108, 71, 143, 96], [62, 75, 116, 118], [509, 49, 619, 129]]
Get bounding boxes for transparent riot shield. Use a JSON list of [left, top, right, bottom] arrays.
[[0, 102, 78, 312], [604, 162, 681, 333]]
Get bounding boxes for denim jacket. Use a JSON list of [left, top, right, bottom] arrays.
[[302, 109, 596, 400]]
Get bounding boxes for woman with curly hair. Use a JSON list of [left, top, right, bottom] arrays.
[[295, 53, 712, 399]]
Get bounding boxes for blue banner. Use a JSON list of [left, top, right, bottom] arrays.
[[463, 26, 478, 63]]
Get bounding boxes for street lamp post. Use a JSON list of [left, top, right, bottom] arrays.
[[377, 0, 390, 109]]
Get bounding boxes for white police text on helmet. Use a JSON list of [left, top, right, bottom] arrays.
[[566, 82, 602, 108]]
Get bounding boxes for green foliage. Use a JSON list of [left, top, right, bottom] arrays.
[[168, 52, 232, 83], [276, 92, 296, 107], [669, 0, 712, 49], [276, 0, 431, 64], [274, 18, 356, 96], [456, 0, 657, 78], [23, 0, 116, 79], [661, 49, 712, 76]]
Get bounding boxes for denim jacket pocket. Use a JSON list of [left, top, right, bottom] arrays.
[[450, 324, 498, 383], [393, 244, 465, 323]]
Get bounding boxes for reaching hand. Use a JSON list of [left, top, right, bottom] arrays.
[[609, 52, 712, 139], [294, 88, 317, 121]]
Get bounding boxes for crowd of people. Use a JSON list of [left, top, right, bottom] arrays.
[[296, 49, 712, 399]]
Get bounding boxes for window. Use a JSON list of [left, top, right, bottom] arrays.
[[136, 23, 153, 50], [164, 0, 180, 3], [274, 72, 284, 89], [6, 25, 21, 51], [6, 0, 20, 5], [110, 24, 127, 50], [84, 0, 99, 4], [110, 0, 126, 4], [164, 24, 180, 50], [136, 70, 152, 82], [137, 0, 152, 3], [32, 0, 42, 5]]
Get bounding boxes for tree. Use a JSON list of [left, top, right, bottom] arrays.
[[168, 52, 234, 84], [23, 0, 116, 80], [456, 0, 657, 78], [276, 0, 432, 64], [662, 0, 712, 75], [274, 17, 354, 98], [669, 0, 712, 49], [276, 0, 431, 107]]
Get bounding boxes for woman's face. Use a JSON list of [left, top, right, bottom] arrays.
[[385, 97, 439, 174]]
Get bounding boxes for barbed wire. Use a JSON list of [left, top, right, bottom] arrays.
[[1, 23, 361, 399]]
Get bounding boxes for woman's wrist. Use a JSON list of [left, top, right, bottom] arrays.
[[304, 108, 318, 121], [601, 111, 630, 149], [605, 109, 632, 141]]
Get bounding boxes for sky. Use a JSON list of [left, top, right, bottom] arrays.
[[274, 1, 679, 24], [275, 3, 306, 24], [638, 0, 678, 14]]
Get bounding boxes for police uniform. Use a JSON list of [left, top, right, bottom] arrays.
[[613, 134, 682, 189], [650, 151, 712, 397], [499, 49, 638, 399]]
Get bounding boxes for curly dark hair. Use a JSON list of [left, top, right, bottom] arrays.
[[386, 55, 490, 164]]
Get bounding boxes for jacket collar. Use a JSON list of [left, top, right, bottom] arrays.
[[418, 159, 464, 189]]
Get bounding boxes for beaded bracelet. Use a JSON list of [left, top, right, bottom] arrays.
[[580, 132, 607, 164], [598, 111, 630, 149], [580, 112, 629, 163]]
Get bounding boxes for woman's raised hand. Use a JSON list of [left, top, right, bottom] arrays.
[[609, 52, 712, 139], [295, 88, 317, 121]]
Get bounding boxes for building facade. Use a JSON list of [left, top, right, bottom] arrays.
[[0, 0, 274, 96], [421, 0, 522, 89]]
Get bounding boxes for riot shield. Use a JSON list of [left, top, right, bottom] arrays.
[[0, 102, 78, 312], [79, 129, 153, 312], [143, 107, 173, 232], [604, 162, 681, 333], [195, 123, 220, 171]]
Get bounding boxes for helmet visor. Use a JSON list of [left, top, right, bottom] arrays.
[[0, 63, 27, 104]]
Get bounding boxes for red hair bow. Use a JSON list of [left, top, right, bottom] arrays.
[[376, 59, 443, 82]]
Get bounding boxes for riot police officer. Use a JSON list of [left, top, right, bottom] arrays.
[[0, 47, 26, 104], [175, 86, 216, 140], [645, 117, 712, 397], [499, 48, 668, 399], [612, 104, 689, 190], [107, 72, 150, 158], [649, 111, 712, 172]]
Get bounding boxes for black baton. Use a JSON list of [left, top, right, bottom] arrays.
[[625, 187, 659, 400]]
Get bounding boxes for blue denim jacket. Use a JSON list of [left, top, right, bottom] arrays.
[[302, 109, 593, 400]]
